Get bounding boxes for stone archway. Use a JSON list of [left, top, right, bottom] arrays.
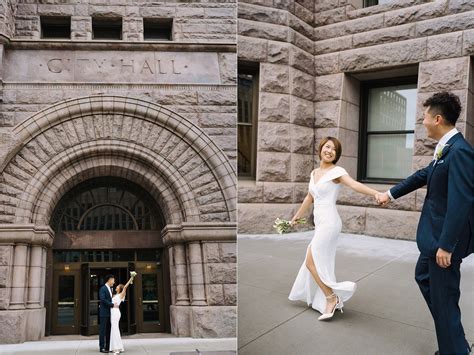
[[0, 95, 237, 343]]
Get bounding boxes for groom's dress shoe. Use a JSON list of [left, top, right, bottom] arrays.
[[434, 351, 439, 355]]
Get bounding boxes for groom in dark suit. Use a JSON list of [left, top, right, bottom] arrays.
[[99, 274, 115, 353], [377, 92, 473, 355]]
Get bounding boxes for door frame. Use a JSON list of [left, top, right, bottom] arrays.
[[51, 268, 81, 335], [135, 262, 166, 333]]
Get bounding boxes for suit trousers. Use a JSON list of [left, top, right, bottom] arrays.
[[99, 315, 111, 351], [415, 254, 470, 354]]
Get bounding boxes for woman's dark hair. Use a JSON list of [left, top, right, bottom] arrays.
[[318, 137, 342, 164], [423, 91, 462, 126], [105, 274, 115, 282]]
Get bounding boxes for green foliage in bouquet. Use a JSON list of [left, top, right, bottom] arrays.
[[273, 217, 307, 234]]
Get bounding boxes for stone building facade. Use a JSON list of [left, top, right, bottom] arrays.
[[0, 0, 237, 344], [237, 0, 474, 238]]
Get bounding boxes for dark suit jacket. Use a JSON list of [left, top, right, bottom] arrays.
[[390, 132, 474, 260], [99, 284, 114, 317]]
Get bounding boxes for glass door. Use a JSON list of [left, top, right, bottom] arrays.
[[136, 265, 165, 332], [52, 270, 81, 334]]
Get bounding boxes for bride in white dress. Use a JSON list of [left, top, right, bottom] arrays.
[[110, 276, 134, 354], [288, 137, 380, 320]]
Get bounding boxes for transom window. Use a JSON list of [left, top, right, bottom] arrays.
[[92, 17, 122, 40], [40, 16, 71, 39], [364, 0, 393, 7], [359, 78, 417, 182], [51, 177, 164, 232]]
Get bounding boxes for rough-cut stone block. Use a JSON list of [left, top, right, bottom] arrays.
[[338, 205, 366, 233], [314, 13, 384, 40], [0, 246, 12, 266], [290, 46, 314, 75], [412, 155, 433, 171], [220, 243, 236, 263], [291, 125, 313, 154], [258, 122, 291, 152], [414, 123, 437, 156], [295, 2, 314, 25], [314, 52, 340, 75], [314, 6, 347, 27], [267, 41, 290, 64], [416, 11, 474, 37], [207, 284, 224, 305], [238, 35, 267, 61], [257, 152, 291, 181], [238, 3, 288, 25], [315, 35, 352, 55], [290, 96, 314, 127], [291, 153, 313, 182], [419, 57, 470, 92], [203, 243, 221, 263], [448, 0, 474, 12], [365, 208, 419, 240], [289, 29, 314, 54], [259, 93, 290, 123], [384, 1, 446, 27], [260, 63, 290, 94], [340, 38, 427, 72], [315, 74, 343, 102], [353, 23, 415, 48], [207, 263, 237, 283], [223, 284, 237, 305], [315, 100, 340, 128], [237, 202, 300, 233], [191, 306, 236, 338], [263, 182, 293, 203], [290, 68, 314, 101], [238, 182, 264, 203], [426, 32, 463, 60], [238, 19, 289, 42]]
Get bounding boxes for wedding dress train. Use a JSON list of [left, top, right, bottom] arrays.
[[288, 166, 357, 314]]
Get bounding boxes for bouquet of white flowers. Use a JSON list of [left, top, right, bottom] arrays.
[[130, 271, 137, 284], [273, 217, 307, 234]]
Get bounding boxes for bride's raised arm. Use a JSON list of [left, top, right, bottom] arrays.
[[119, 277, 134, 299], [337, 173, 379, 198]]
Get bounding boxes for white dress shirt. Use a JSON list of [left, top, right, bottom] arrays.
[[387, 127, 459, 200], [106, 284, 113, 298]]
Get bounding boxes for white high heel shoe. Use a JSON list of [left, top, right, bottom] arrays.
[[318, 293, 343, 321]]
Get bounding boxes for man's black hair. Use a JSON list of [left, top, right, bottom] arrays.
[[423, 91, 462, 126], [105, 274, 115, 282]]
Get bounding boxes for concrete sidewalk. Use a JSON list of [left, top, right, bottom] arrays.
[[238, 232, 474, 355], [0, 334, 237, 355]]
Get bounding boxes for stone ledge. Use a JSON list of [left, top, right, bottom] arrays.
[[162, 222, 237, 245], [0, 224, 54, 247]]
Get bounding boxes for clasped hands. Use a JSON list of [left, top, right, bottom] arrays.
[[372, 192, 452, 268]]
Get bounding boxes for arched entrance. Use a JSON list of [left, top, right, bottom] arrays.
[[49, 177, 169, 336], [0, 95, 236, 343]]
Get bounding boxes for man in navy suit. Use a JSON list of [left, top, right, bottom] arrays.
[[99, 274, 115, 353], [377, 92, 473, 355]]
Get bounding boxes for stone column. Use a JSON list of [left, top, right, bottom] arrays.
[[9, 244, 28, 310], [26, 245, 43, 309], [173, 244, 190, 306], [40, 247, 47, 307], [188, 242, 207, 306]]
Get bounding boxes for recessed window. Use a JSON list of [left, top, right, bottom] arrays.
[[144, 18, 173, 41], [359, 78, 417, 182], [92, 17, 122, 40], [238, 63, 259, 179], [40, 16, 71, 39]]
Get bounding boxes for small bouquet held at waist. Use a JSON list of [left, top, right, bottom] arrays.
[[129, 271, 137, 284], [273, 217, 307, 234]]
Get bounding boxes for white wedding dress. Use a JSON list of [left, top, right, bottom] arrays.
[[288, 166, 357, 313], [109, 294, 124, 353]]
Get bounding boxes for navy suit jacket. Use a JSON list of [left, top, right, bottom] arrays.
[[99, 284, 114, 317], [390, 132, 474, 260]]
